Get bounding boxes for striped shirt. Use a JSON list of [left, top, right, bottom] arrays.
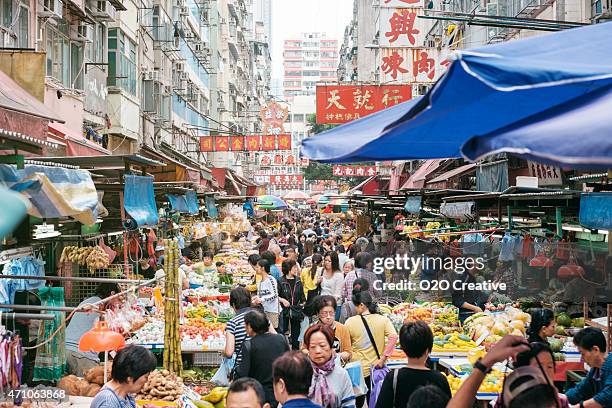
[[90, 387, 136, 408], [225, 307, 252, 365]]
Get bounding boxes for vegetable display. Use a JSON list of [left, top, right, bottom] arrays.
[[135, 369, 185, 402]]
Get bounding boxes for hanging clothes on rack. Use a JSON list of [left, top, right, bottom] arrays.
[[33, 287, 66, 382], [499, 232, 516, 262], [1, 255, 46, 305]]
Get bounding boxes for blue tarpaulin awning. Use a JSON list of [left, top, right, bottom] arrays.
[[167, 191, 198, 214], [0, 164, 99, 225], [124, 175, 158, 226], [579, 193, 612, 230], [301, 23, 612, 168]]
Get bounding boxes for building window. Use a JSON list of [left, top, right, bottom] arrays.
[[108, 28, 137, 95], [592, 0, 602, 14], [321, 51, 336, 58], [17, 5, 28, 48], [46, 25, 84, 89], [86, 23, 106, 63], [285, 70, 302, 77], [303, 70, 319, 76]]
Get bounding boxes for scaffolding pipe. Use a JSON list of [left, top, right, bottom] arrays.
[[1, 312, 56, 321], [0, 304, 76, 312], [0, 274, 151, 284]]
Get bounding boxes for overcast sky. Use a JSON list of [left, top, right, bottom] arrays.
[[270, 0, 354, 81]]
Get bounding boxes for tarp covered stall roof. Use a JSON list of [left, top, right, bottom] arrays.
[[33, 155, 165, 170], [0, 164, 99, 225], [167, 190, 199, 215], [124, 175, 158, 227], [401, 159, 446, 190], [425, 163, 477, 185], [580, 193, 612, 230]]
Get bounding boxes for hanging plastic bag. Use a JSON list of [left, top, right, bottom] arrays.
[[344, 361, 367, 397], [211, 357, 234, 387], [98, 238, 117, 264], [369, 365, 390, 408]]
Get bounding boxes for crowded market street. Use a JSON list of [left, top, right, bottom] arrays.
[[0, 0, 611, 407]]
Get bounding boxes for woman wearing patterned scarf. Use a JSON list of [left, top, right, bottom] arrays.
[[304, 324, 356, 408]]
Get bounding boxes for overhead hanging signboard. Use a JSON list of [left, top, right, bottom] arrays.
[[527, 161, 563, 186], [379, 8, 432, 48], [316, 84, 412, 124], [332, 165, 377, 177], [381, 0, 425, 7], [199, 135, 292, 152], [379, 48, 451, 83]]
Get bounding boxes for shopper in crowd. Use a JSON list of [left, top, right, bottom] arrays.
[[225, 286, 253, 367], [248, 253, 262, 283], [261, 250, 282, 282], [342, 260, 355, 277], [342, 252, 381, 302], [302, 253, 323, 318], [321, 251, 344, 316], [339, 279, 369, 324], [302, 295, 352, 363], [227, 378, 271, 408], [257, 230, 271, 255], [565, 327, 612, 407], [336, 245, 349, 270], [527, 308, 556, 344], [236, 310, 290, 408], [272, 351, 322, 408], [406, 385, 450, 408], [345, 290, 398, 408], [253, 259, 280, 331], [303, 224, 316, 238], [90, 345, 157, 408], [285, 247, 300, 267], [304, 324, 356, 408], [375, 321, 451, 408], [66, 283, 120, 377], [279, 259, 306, 350], [300, 239, 315, 264], [297, 235, 306, 258], [349, 237, 369, 259]]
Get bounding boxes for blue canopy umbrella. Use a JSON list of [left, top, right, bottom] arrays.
[[256, 195, 289, 210], [301, 22, 612, 167]]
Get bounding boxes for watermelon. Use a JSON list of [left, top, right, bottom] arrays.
[[556, 313, 572, 327]]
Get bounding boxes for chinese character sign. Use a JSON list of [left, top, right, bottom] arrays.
[[260, 101, 289, 135], [380, 8, 432, 48], [269, 175, 304, 188], [527, 162, 563, 186], [199, 135, 292, 152], [316, 85, 412, 124], [332, 165, 377, 177], [379, 48, 451, 83]]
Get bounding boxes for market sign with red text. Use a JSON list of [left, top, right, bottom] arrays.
[[200, 134, 292, 152], [332, 165, 377, 177], [269, 175, 304, 188], [316, 85, 412, 124]]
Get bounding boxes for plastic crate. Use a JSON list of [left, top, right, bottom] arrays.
[[193, 351, 223, 367]]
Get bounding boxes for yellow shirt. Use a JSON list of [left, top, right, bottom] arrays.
[[345, 313, 397, 378], [300, 267, 319, 298]]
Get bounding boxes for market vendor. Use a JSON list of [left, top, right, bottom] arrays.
[[65, 283, 120, 377], [566, 327, 612, 408], [154, 259, 189, 290], [451, 259, 486, 323], [138, 258, 156, 280], [153, 245, 165, 268]]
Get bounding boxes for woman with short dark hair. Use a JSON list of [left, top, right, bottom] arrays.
[[90, 345, 157, 408], [375, 321, 451, 408], [236, 310, 290, 408], [304, 324, 355, 408]]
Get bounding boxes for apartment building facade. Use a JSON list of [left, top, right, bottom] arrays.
[[283, 32, 338, 99], [0, 0, 271, 176]]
